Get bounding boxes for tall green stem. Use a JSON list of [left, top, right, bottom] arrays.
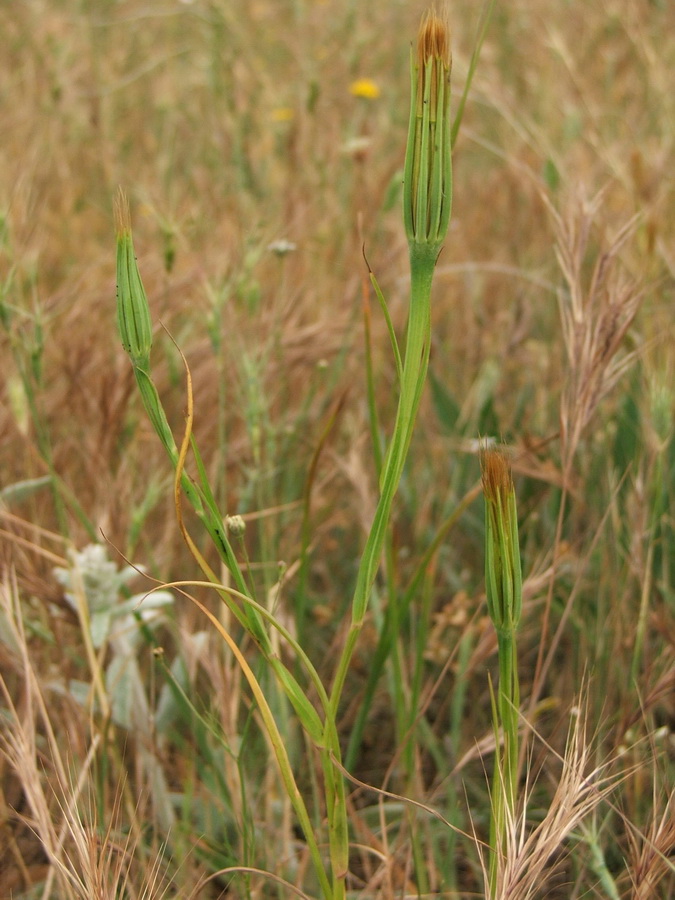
[[323, 246, 437, 900], [482, 449, 523, 898], [328, 247, 436, 714], [325, 13, 452, 891]]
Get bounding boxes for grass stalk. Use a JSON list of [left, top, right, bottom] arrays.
[[185, 592, 334, 900]]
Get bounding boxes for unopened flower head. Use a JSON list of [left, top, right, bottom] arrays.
[[481, 448, 522, 636], [225, 514, 246, 537], [115, 189, 153, 369], [403, 10, 452, 249]]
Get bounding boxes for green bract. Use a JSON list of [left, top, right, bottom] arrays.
[[403, 11, 452, 250], [483, 452, 523, 637], [115, 191, 153, 369]]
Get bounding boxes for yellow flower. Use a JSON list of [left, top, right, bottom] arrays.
[[271, 107, 295, 122], [349, 78, 380, 99]]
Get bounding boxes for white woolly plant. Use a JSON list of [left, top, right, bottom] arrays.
[[54, 543, 173, 729], [54, 544, 179, 829]]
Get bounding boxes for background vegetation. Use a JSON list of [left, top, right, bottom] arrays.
[[1, 0, 673, 897]]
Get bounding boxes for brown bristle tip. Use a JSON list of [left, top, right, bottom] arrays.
[[417, 9, 450, 65], [480, 448, 513, 498], [114, 187, 131, 235]]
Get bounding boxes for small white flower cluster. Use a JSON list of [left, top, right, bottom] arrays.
[[267, 239, 297, 257]]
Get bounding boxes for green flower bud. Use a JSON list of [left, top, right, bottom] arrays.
[[481, 448, 522, 637], [403, 11, 452, 250], [115, 190, 153, 369]]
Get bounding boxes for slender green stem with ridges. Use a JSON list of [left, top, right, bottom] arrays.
[[482, 449, 523, 898], [322, 246, 438, 900], [328, 246, 436, 716]]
